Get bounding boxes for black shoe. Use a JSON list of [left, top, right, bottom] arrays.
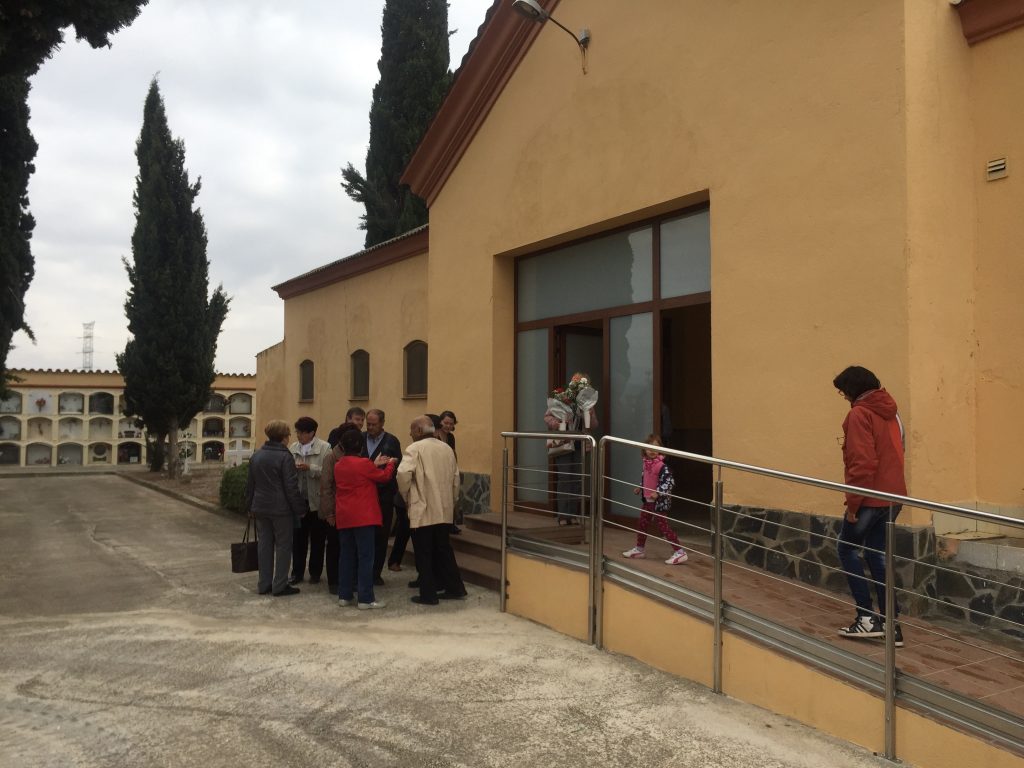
[[450, 525, 462, 535], [411, 595, 438, 605], [883, 622, 905, 648], [273, 585, 301, 596], [408, 579, 420, 588], [308, 577, 321, 585], [438, 591, 467, 600], [288, 576, 302, 586], [373, 576, 385, 586], [258, 587, 272, 595], [838, 615, 883, 639]]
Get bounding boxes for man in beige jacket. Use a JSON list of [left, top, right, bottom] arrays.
[[396, 415, 467, 605]]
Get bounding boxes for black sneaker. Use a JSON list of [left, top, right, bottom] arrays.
[[838, 615, 883, 639], [883, 622, 905, 648], [273, 585, 301, 597]]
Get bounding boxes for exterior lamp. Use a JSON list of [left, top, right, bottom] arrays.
[[511, 0, 591, 73]]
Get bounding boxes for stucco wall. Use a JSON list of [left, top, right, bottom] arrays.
[[971, 26, 1024, 517], [258, 254, 430, 440], [428, 0, 910, 510]]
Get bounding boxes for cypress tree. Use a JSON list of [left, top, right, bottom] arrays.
[[0, 0, 148, 392], [0, 73, 37, 394], [342, 0, 451, 247], [117, 78, 229, 475]]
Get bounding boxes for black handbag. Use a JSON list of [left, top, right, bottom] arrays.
[[230, 518, 259, 573]]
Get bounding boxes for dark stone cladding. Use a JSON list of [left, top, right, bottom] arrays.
[[455, 471, 491, 522], [721, 505, 1024, 639]]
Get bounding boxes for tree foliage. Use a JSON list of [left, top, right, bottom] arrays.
[[117, 78, 229, 475], [0, 0, 148, 394], [0, 1, 148, 77], [0, 72, 37, 396], [342, 0, 451, 248]]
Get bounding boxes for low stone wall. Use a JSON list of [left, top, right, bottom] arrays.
[[456, 471, 490, 520], [720, 505, 936, 616]]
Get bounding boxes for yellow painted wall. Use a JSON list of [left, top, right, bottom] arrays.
[[601, 576, 1020, 767], [602, 582, 713, 688], [427, 0, 913, 511], [256, 254, 430, 442], [505, 553, 590, 641], [971, 27, 1024, 518]]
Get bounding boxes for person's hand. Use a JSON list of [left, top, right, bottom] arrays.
[[845, 507, 858, 523], [633, 487, 641, 495], [326, 514, 335, 526], [295, 461, 309, 472], [373, 454, 389, 467]]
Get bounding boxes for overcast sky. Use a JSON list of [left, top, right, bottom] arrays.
[[9, 0, 494, 375]]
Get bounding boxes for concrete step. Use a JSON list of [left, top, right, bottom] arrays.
[[449, 527, 500, 562], [465, 509, 560, 537]]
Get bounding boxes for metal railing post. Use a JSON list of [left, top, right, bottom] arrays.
[[591, 437, 603, 648], [500, 440, 509, 613], [713, 467, 724, 694], [884, 506, 897, 760]]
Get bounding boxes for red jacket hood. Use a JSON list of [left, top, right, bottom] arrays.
[[851, 388, 898, 420]]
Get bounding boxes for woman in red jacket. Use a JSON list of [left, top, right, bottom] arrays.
[[833, 365, 907, 646], [335, 427, 396, 610]]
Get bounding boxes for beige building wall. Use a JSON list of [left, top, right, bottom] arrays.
[[971, 27, 1024, 517], [427, 0, 913, 512], [257, 253, 429, 442]]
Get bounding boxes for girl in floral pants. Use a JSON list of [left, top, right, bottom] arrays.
[[622, 435, 688, 565]]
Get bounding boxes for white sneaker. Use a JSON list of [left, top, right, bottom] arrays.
[[338, 598, 354, 607], [357, 601, 386, 610], [622, 546, 646, 559], [665, 549, 688, 565]]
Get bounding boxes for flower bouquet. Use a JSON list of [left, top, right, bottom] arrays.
[[547, 373, 599, 431]]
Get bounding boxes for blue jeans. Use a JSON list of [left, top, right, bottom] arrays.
[[837, 505, 900, 620], [338, 526, 376, 604]]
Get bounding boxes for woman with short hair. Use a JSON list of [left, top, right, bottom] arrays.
[[245, 420, 307, 596]]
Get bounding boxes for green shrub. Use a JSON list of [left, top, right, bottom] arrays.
[[219, 464, 249, 513]]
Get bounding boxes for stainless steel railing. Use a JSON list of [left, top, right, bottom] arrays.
[[500, 430, 1024, 760]]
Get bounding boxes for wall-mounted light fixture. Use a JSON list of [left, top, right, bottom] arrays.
[[512, 0, 590, 74]]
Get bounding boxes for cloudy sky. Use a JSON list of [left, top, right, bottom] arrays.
[[9, 0, 494, 375]]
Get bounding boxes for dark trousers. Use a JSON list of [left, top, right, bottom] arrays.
[[325, 523, 339, 588], [255, 515, 293, 595], [411, 523, 466, 602], [373, 499, 395, 579], [338, 526, 377, 604], [838, 505, 901, 620], [307, 515, 330, 581], [291, 507, 316, 580], [389, 502, 411, 567]]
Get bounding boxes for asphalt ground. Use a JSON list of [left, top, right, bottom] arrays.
[[0, 474, 890, 768]]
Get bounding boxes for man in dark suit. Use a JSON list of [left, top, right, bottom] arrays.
[[365, 408, 403, 584]]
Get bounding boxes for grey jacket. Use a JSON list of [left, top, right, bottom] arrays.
[[245, 441, 305, 519]]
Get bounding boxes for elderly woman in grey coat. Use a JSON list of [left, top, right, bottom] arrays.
[[245, 419, 306, 596]]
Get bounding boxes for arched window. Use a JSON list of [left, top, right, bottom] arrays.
[[351, 349, 370, 400], [403, 341, 427, 398], [299, 359, 314, 402]]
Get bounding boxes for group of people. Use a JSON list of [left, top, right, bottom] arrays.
[[243, 406, 466, 608]]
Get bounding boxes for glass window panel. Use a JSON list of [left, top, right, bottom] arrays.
[[518, 227, 652, 322], [608, 313, 653, 518], [515, 329, 549, 503], [351, 350, 370, 399], [299, 360, 314, 401], [404, 342, 427, 397], [660, 209, 710, 298]]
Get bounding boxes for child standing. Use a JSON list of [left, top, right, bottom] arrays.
[[622, 435, 688, 565]]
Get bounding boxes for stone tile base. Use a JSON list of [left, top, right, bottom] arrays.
[[455, 471, 490, 522]]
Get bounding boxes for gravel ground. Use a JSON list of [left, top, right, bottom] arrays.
[[0, 474, 891, 768]]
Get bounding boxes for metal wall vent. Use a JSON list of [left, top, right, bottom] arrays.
[[986, 157, 1008, 181]]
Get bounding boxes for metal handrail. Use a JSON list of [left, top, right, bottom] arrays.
[[499, 430, 1024, 760]]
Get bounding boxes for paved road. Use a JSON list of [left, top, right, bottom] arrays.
[[0, 474, 888, 768]]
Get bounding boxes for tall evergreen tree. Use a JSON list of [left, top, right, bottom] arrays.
[[0, 0, 148, 393], [342, 0, 450, 247], [117, 79, 229, 475], [0, 72, 37, 394]]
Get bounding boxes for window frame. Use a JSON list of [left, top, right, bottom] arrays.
[[403, 341, 428, 399], [299, 359, 315, 402], [350, 349, 370, 401]]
